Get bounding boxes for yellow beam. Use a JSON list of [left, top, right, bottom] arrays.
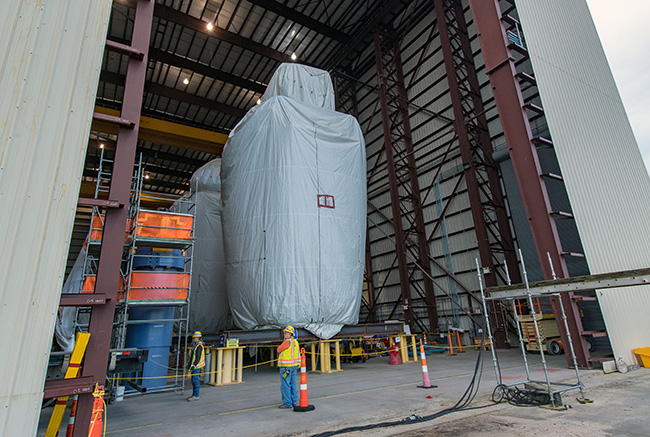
[[92, 106, 228, 155], [45, 332, 91, 437], [78, 182, 179, 208]]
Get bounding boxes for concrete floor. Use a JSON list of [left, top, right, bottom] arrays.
[[37, 348, 648, 436]]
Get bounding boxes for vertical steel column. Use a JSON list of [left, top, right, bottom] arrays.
[[364, 228, 377, 323], [73, 1, 154, 433], [373, 29, 438, 332], [434, 0, 520, 348], [467, 0, 590, 367]]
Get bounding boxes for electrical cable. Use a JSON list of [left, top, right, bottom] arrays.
[[310, 330, 496, 437]]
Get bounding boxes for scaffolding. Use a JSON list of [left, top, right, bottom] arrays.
[[477, 250, 585, 408], [79, 151, 196, 397]]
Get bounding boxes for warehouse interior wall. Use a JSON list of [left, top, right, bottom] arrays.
[[0, 1, 112, 435], [516, 0, 650, 364]]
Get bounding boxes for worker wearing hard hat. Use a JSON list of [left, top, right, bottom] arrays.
[[276, 325, 300, 408], [186, 331, 205, 402]]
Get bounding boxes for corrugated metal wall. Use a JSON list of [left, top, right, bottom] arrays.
[[515, 0, 650, 364], [0, 0, 112, 434]]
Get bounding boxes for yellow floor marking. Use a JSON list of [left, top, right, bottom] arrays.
[[106, 422, 163, 434]]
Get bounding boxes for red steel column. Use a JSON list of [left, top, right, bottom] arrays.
[[434, 0, 508, 347], [73, 1, 154, 433], [467, 0, 590, 367], [373, 30, 438, 332]]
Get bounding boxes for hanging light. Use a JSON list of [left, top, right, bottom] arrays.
[[183, 77, 189, 85], [206, 22, 214, 31], [291, 52, 297, 61], [256, 99, 261, 105], [99, 143, 104, 149], [144, 174, 150, 180]]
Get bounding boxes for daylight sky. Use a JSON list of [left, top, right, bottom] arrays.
[[585, 0, 650, 174]]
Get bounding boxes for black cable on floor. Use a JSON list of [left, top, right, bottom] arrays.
[[310, 331, 494, 437]]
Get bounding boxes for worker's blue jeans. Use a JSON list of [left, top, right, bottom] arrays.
[[279, 366, 299, 407], [191, 368, 200, 397]]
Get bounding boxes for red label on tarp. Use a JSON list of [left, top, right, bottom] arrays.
[[317, 194, 335, 209]]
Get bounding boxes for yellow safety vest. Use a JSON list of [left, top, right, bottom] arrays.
[[278, 338, 300, 367], [190, 342, 206, 369]]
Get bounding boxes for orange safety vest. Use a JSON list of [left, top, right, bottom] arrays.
[[278, 338, 300, 367], [190, 342, 206, 369]]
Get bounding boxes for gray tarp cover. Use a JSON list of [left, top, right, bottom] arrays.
[[221, 64, 367, 339], [54, 247, 86, 352], [174, 159, 232, 332]]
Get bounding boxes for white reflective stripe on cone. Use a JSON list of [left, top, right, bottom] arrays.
[[422, 365, 428, 373], [301, 384, 307, 390]]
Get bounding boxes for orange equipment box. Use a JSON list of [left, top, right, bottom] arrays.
[[134, 211, 193, 240], [82, 272, 189, 302]]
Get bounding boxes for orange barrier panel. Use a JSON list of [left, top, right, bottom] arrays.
[[90, 212, 192, 241], [117, 271, 189, 301], [82, 275, 125, 292], [135, 211, 193, 239], [82, 272, 187, 301]]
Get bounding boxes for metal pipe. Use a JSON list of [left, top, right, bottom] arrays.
[[505, 260, 531, 382], [519, 249, 555, 406], [476, 258, 501, 385]]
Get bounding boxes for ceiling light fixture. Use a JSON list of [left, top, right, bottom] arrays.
[[291, 30, 296, 36], [256, 99, 261, 105], [99, 143, 104, 149], [206, 22, 214, 31], [291, 52, 297, 61], [183, 78, 189, 85], [144, 174, 150, 179]]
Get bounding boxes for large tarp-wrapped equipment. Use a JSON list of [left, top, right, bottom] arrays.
[[221, 63, 367, 339]]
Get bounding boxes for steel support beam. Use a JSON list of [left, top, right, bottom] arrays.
[[147, 48, 267, 95], [468, 0, 590, 367], [433, 0, 520, 348], [487, 267, 650, 299], [99, 70, 248, 118], [327, 0, 403, 70], [73, 1, 154, 434], [245, 0, 348, 43], [92, 106, 228, 155], [154, 4, 291, 63], [373, 29, 438, 332]]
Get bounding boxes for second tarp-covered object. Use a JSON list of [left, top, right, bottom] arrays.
[[221, 63, 366, 339], [173, 158, 232, 332]]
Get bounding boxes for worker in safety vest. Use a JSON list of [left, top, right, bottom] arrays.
[[186, 331, 205, 402], [277, 325, 300, 408]]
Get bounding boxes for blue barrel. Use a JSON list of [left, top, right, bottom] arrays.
[[132, 247, 184, 271], [125, 306, 175, 389], [125, 307, 175, 348], [139, 346, 171, 390]]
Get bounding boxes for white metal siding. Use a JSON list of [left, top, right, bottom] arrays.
[[516, 0, 650, 364], [0, 1, 112, 434]]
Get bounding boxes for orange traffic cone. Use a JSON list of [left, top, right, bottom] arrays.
[[448, 331, 455, 356], [455, 330, 465, 353], [293, 348, 314, 412], [88, 385, 105, 437], [417, 341, 437, 389], [65, 395, 78, 437]]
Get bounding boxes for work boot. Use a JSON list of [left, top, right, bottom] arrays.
[[186, 396, 199, 402], [278, 404, 292, 409]]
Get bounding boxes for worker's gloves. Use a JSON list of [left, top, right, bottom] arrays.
[[190, 365, 196, 372]]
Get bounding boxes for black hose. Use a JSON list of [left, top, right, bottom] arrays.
[[310, 330, 494, 437]]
